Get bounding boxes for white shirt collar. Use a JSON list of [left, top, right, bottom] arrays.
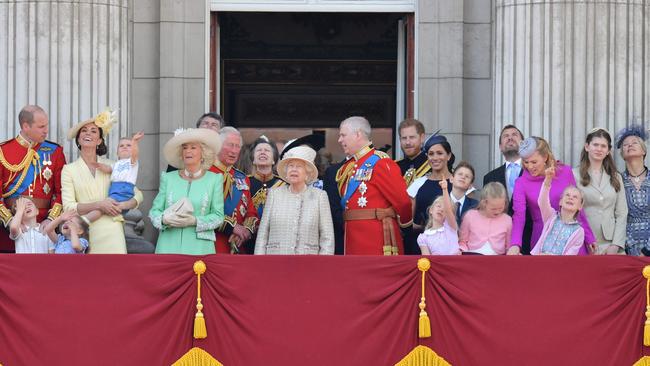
[[451, 192, 465, 206]]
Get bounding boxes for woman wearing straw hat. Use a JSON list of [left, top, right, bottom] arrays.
[[61, 110, 143, 254], [254, 145, 334, 255], [149, 128, 225, 255]]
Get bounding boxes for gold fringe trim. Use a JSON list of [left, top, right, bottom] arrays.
[[417, 258, 431, 338], [634, 356, 650, 366], [634, 267, 650, 366], [172, 347, 224, 366], [395, 345, 451, 366], [193, 261, 207, 339]]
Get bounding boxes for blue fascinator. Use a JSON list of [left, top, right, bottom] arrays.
[[615, 124, 648, 149], [422, 130, 448, 153], [518, 137, 538, 159]]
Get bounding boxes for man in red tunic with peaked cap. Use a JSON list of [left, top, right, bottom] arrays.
[[0, 105, 66, 252], [336, 116, 412, 255]]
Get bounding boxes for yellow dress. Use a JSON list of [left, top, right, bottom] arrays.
[[61, 157, 142, 254]]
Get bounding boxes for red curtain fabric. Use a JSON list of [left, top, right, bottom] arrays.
[[0, 255, 648, 366]]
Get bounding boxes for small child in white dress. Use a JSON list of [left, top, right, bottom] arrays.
[[9, 197, 52, 253], [417, 179, 461, 255], [85, 131, 143, 222]]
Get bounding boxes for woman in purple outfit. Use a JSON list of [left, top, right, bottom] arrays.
[[506, 137, 596, 255]]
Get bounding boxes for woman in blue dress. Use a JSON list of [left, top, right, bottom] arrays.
[[616, 125, 650, 255]]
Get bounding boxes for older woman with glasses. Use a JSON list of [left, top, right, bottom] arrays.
[[616, 125, 650, 256], [254, 145, 334, 255]]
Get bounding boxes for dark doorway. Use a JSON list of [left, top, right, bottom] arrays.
[[212, 12, 406, 162]]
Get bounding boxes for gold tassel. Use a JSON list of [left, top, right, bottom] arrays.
[[394, 345, 451, 366], [417, 258, 431, 339], [193, 260, 207, 339]]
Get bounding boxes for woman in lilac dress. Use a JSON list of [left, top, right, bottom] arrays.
[[507, 137, 596, 255]]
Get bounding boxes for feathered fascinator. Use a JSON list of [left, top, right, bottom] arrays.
[[615, 124, 649, 149], [518, 137, 538, 159], [421, 130, 447, 153]]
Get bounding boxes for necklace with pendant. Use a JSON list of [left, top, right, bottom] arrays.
[[628, 166, 648, 185]]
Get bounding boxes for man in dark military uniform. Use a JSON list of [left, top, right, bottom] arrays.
[[395, 118, 429, 187], [0, 105, 66, 252]]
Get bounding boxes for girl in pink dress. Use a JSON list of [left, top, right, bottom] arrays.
[[459, 182, 512, 255], [531, 166, 585, 255], [417, 179, 460, 255]]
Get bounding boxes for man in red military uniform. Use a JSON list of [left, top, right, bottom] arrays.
[[210, 127, 259, 254], [0, 105, 66, 252], [336, 116, 412, 255]]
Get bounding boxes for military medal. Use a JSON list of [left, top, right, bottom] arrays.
[[42, 167, 53, 181], [359, 182, 367, 195], [239, 204, 246, 216], [357, 196, 368, 207], [43, 182, 51, 194]]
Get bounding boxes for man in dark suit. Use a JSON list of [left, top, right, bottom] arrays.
[[323, 160, 346, 255], [482, 124, 533, 253]]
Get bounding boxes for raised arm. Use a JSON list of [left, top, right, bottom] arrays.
[[130, 131, 144, 164], [439, 178, 458, 231], [8, 198, 26, 240], [537, 166, 556, 223]]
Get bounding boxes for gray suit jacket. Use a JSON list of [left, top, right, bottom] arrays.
[[572, 168, 628, 250]]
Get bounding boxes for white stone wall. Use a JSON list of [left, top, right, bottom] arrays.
[[0, 0, 129, 160], [418, 0, 494, 183], [131, 0, 207, 241], [494, 0, 650, 167]]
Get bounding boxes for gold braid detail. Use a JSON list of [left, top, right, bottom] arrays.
[[0, 147, 35, 172], [2, 153, 40, 198]]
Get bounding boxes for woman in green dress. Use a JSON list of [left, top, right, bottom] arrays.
[[150, 128, 224, 254]]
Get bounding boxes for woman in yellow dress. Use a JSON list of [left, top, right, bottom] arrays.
[[61, 110, 142, 254]]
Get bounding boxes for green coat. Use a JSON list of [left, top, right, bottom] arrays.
[[150, 171, 224, 254]]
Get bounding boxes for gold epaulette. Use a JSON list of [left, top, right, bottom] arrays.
[[0, 203, 12, 227], [374, 150, 390, 159]]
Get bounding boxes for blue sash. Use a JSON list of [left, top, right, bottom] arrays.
[[6, 140, 57, 199], [340, 154, 380, 209], [224, 170, 246, 216]]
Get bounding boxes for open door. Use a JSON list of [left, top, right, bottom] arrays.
[[395, 13, 415, 160], [209, 12, 219, 112]]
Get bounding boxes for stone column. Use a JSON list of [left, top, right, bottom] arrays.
[[0, 0, 129, 159], [494, 0, 650, 166]]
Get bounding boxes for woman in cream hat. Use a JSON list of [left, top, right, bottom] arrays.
[[61, 109, 143, 254], [149, 128, 225, 254], [254, 145, 334, 255]]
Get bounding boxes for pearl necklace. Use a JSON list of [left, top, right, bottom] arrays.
[[183, 169, 203, 179]]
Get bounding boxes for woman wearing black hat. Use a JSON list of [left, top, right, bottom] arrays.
[[409, 134, 455, 233]]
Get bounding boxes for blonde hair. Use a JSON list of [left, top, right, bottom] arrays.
[[478, 182, 508, 213], [560, 185, 584, 220], [424, 196, 445, 230], [532, 136, 556, 167]]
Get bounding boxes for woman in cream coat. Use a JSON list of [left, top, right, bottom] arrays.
[[573, 128, 627, 254], [255, 145, 334, 255]]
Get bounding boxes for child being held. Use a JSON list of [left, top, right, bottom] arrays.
[[531, 165, 584, 255], [45, 210, 89, 254], [417, 178, 460, 255], [449, 161, 479, 226], [9, 197, 52, 253], [86, 131, 144, 222], [459, 182, 512, 255]]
